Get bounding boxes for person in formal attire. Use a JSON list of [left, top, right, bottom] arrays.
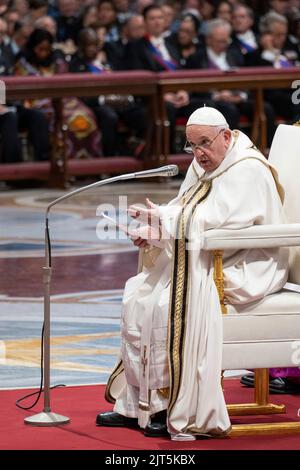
[[0, 104, 23, 164], [99, 14, 146, 71], [54, 0, 82, 44], [126, 4, 214, 153], [96, 106, 289, 440], [168, 13, 204, 67], [231, 4, 259, 57], [126, 4, 181, 72], [246, 12, 300, 122]]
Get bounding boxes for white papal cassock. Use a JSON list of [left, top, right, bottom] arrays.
[[105, 130, 289, 440]]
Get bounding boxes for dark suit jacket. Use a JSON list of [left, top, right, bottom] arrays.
[[0, 43, 17, 75], [103, 40, 131, 71], [231, 31, 259, 58], [69, 45, 122, 75], [245, 44, 300, 67], [186, 46, 245, 70], [185, 47, 246, 101], [166, 32, 205, 68], [124, 35, 181, 71]]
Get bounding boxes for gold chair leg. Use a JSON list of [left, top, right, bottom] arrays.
[[227, 403, 286, 416], [212, 251, 296, 435], [230, 422, 300, 436], [227, 368, 285, 416], [254, 368, 269, 405]]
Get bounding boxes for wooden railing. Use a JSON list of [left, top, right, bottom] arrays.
[[2, 71, 159, 187], [1, 67, 299, 187]]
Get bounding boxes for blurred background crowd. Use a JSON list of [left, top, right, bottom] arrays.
[[0, 0, 299, 163]]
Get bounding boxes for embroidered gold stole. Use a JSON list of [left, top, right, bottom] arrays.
[[167, 180, 212, 415]]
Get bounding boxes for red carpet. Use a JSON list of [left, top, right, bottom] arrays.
[[1, 380, 300, 450]]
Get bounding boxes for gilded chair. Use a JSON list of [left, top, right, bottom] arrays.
[[203, 123, 300, 435]]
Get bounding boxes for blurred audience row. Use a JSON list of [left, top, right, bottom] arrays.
[[0, 0, 300, 163]]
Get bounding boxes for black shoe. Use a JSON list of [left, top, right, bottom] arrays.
[[144, 421, 169, 437], [144, 410, 169, 437], [240, 374, 300, 394], [96, 411, 139, 428]]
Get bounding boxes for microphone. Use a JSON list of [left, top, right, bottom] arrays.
[[24, 164, 178, 427], [134, 165, 179, 179], [46, 165, 178, 215]]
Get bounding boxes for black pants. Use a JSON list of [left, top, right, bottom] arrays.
[[89, 102, 147, 156], [0, 111, 22, 163], [265, 89, 300, 122], [17, 106, 50, 161]]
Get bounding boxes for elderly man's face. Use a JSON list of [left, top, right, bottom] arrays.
[[206, 26, 230, 55], [186, 125, 231, 171]]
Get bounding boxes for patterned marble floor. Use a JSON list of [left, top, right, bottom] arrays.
[[0, 181, 181, 389]]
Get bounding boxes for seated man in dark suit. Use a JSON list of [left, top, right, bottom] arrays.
[[125, 4, 213, 153], [231, 4, 259, 57], [95, 14, 146, 72], [0, 105, 22, 164], [246, 12, 300, 122]]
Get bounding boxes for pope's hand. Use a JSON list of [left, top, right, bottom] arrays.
[[128, 198, 161, 247], [130, 224, 160, 248], [128, 198, 160, 226]]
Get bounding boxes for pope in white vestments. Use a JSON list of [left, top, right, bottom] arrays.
[[97, 107, 289, 440]]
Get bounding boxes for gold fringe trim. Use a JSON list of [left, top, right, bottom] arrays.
[[213, 250, 227, 314]]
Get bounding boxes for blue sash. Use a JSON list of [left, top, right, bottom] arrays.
[[146, 38, 178, 71], [278, 56, 293, 68], [87, 62, 105, 74], [237, 37, 256, 54]]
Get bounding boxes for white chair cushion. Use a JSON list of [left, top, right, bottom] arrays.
[[224, 288, 300, 343]]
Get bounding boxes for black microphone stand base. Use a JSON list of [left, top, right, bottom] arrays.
[[24, 412, 70, 426]]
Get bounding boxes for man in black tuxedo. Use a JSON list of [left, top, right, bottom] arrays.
[[125, 4, 180, 72], [125, 4, 214, 153], [231, 5, 259, 58]]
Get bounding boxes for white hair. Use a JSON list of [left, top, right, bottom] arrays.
[[259, 12, 288, 34], [205, 18, 232, 37]]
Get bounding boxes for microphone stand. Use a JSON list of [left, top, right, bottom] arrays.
[[24, 166, 178, 426]]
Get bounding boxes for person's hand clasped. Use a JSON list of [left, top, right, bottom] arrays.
[[128, 198, 161, 248]]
